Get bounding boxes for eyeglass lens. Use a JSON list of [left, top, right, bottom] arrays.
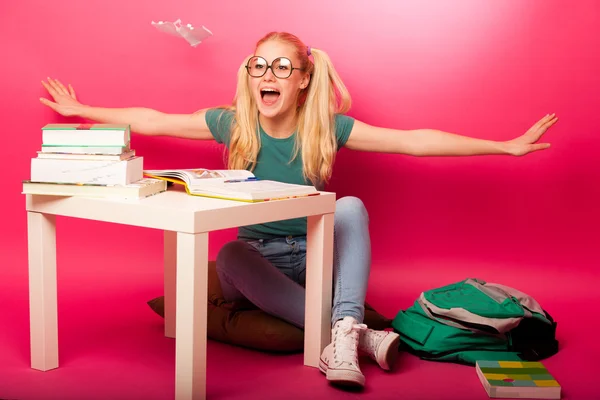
[[247, 57, 293, 78]]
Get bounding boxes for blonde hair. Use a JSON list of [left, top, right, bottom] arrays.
[[223, 32, 351, 185]]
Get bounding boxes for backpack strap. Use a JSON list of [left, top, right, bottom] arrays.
[[393, 309, 434, 346], [418, 292, 523, 334], [467, 280, 533, 319], [416, 296, 482, 332], [485, 282, 547, 318]]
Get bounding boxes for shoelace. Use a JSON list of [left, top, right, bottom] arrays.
[[361, 329, 384, 354], [333, 319, 367, 366]]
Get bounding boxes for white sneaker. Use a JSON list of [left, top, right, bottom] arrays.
[[319, 316, 366, 388], [358, 328, 400, 371]]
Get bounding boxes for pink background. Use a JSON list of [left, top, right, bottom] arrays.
[[1, 1, 598, 399]]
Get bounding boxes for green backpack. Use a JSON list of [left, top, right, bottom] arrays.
[[391, 278, 558, 365]]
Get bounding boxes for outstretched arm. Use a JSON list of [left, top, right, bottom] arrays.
[[40, 77, 214, 140], [345, 114, 558, 157]]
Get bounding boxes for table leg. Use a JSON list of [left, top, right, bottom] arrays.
[[164, 230, 177, 338], [175, 232, 209, 400], [305, 213, 334, 368], [27, 211, 58, 371]]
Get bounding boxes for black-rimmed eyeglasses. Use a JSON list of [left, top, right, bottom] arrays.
[[245, 56, 305, 79]]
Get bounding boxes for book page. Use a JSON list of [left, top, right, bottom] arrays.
[[190, 180, 316, 197], [184, 169, 254, 185], [144, 168, 254, 186]]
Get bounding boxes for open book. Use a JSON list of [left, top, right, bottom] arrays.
[[143, 168, 319, 202]]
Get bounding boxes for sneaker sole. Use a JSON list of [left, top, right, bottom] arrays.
[[326, 368, 365, 388], [319, 358, 328, 374], [377, 332, 400, 371], [320, 357, 365, 388]]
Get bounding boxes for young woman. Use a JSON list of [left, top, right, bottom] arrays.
[[40, 31, 557, 389]]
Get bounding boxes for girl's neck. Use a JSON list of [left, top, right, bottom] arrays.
[[259, 108, 299, 139]]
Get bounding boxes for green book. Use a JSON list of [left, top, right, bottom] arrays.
[[41, 123, 131, 146], [42, 123, 130, 130], [476, 360, 561, 399]]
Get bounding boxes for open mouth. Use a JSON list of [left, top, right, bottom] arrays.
[[260, 88, 280, 105]]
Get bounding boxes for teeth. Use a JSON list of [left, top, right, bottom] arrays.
[[261, 88, 279, 93]]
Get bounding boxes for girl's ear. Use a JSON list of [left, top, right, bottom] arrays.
[[300, 73, 311, 89]]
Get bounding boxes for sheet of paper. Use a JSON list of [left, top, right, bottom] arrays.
[[151, 19, 213, 47]]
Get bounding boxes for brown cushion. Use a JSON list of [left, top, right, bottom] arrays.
[[147, 261, 392, 353]]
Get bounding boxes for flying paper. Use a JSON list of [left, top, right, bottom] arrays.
[[151, 19, 213, 47]]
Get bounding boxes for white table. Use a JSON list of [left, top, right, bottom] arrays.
[[25, 189, 336, 399]]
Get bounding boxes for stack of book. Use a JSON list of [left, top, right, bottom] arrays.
[[22, 123, 166, 199]]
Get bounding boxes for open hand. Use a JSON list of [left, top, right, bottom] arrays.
[[505, 113, 558, 156], [40, 77, 84, 117]]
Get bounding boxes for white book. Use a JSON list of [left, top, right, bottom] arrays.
[[40, 145, 129, 155], [22, 178, 166, 199], [36, 150, 135, 161], [144, 167, 319, 202], [31, 156, 143, 185], [42, 123, 130, 146]]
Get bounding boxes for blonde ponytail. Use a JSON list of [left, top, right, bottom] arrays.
[[295, 47, 351, 184], [226, 55, 261, 171]]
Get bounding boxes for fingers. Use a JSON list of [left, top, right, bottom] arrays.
[[42, 77, 78, 101], [68, 84, 77, 100], [53, 78, 70, 96], [527, 113, 558, 140], [532, 115, 558, 139], [47, 77, 69, 96], [540, 115, 558, 131], [45, 77, 62, 95], [541, 113, 557, 127], [530, 113, 554, 132], [41, 80, 59, 99], [39, 97, 59, 112], [543, 113, 555, 122], [41, 77, 79, 104], [530, 143, 551, 153]]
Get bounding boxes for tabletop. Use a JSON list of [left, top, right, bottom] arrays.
[[25, 188, 337, 233]]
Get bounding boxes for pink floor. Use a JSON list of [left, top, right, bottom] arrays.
[[0, 227, 596, 400]]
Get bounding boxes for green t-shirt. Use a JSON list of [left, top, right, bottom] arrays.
[[205, 108, 355, 239]]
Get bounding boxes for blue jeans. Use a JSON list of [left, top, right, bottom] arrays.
[[216, 196, 371, 328]]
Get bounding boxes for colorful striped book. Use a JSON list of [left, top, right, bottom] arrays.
[[476, 360, 561, 399]]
